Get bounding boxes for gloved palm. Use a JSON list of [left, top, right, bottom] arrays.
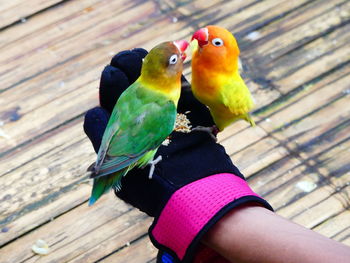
[[84, 48, 243, 217]]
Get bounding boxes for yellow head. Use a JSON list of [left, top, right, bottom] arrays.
[[191, 25, 240, 74], [141, 40, 188, 88]]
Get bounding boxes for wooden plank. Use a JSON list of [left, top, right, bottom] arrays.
[[260, 163, 328, 211], [0, 0, 308, 163], [1, 0, 349, 261], [330, 227, 350, 246], [0, 0, 109, 48], [0, 2, 194, 240], [177, 0, 313, 36], [0, 72, 98, 154], [220, 125, 268, 153], [242, 143, 341, 218], [177, 0, 317, 112], [99, 236, 157, 263], [227, 134, 290, 178], [277, 185, 350, 229], [243, 141, 348, 233], [254, 46, 350, 119], [0, 118, 153, 260], [249, 63, 350, 227], [314, 210, 350, 246], [0, 0, 187, 92], [258, 65, 350, 155], [242, 0, 349, 64], [216, 119, 292, 179], [179, 0, 349, 124], [277, 175, 350, 228], [68, 219, 152, 263], [268, 85, 349, 167], [0, 0, 144, 64], [176, 0, 258, 22], [0, 0, 63, 29], [313, 134, 350, 187], [272, 33, 350, 95], [247, 156, 306, 206], [24, 211, 151, 263], [0, 183, 89, 247], [239, 0, 350, 105], [0, 0, 195, 156], [0, 120, 95, 228], [0, 193, 137, 263], [257, 22, 350, 93], [170, 1, 350, 245], [0, 115, 280, 250], [2, 0, 205, 255], [0, 117, 93, 178]]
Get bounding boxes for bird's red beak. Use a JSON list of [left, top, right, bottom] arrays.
[[191, 28, 209, 48], [173, 40, 189, 61]]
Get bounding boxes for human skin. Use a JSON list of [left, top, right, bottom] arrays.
[[203, 204, 350, 263]]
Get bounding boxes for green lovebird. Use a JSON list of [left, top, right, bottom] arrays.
[[89, 40, 189, 205]]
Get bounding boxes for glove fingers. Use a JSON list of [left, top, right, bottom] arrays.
[[176, 73, 215, 127], [110, 49, 147, 84], [100, 49, 148, 113], [131, 48, 148, 59], [99, 65, 129, 113], [177, 86, 215, 127], [83, 107, 110, 153]]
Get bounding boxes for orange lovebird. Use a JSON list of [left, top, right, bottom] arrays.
[[191, 25, 255, 136]]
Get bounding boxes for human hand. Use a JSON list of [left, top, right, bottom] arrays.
[[83, 48, 272, 262]]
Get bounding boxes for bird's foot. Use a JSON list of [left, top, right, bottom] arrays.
[[148, 155, 162, 179], [114, 181, 122, 192], [191, 125, 219, 142]]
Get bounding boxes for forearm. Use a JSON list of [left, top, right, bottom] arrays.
[[203, 205, 350, 263]]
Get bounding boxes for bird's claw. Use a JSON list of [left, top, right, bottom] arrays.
[[148, 155, 162, 179]]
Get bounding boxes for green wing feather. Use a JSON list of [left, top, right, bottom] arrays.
[[90, 81, 176, 204], [211, 73, 255, 130]]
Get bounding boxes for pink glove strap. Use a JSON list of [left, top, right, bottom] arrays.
[[150, 173, 266, 261]]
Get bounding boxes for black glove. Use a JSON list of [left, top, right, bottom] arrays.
[[84, 48, 273, 263]]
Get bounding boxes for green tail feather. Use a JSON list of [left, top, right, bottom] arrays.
[[88, 150, 157, 206], [88, 169, 126, 206], [245, 113, 255, 127]]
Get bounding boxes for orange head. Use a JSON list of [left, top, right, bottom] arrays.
[[191, 25, 240, 73]]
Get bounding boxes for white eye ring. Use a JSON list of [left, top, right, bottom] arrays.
[[169, 54, 178, 65], [212, 38, 224, 47]]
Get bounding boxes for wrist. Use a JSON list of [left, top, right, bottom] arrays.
[[149, 173, 273, 262]]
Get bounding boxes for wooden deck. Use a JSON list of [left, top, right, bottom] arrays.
[[0, 0, 349, 262]]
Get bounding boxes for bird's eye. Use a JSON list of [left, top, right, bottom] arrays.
[[169, 54, 178, 65], [212, 38, 224, 47]]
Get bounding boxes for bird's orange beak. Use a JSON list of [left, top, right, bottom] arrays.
[[191, 28, 209, 48], [173, 40, 189, 61]]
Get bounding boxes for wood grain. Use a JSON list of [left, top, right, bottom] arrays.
[[1, 0, 349, 261], [0, 193, 146, 263], [0, 0, 64, 29], [314, 210, 350, 246], [99, 235, 157, 263]]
